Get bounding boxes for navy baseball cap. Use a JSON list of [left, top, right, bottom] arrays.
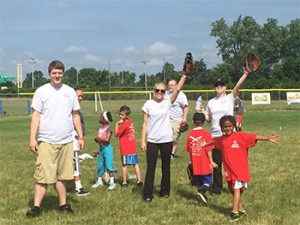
[[214, 79, 226, 87]]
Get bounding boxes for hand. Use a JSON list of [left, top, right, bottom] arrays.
[[141, 141, 147, 152], [211, 161, 218, 168], [269, 134, 280, 144], [78, 139, 84, 152], [117, 119, 124, 125], [95, 137, 100, 143], [29, 139, 38, 154]]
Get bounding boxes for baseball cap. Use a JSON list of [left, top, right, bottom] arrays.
[[192, 112, 205, 123], [214, 79, 226, 87]]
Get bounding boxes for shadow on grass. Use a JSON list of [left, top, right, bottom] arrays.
[[177, 188, 230, 217]]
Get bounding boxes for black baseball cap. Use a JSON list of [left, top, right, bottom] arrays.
[[214, 79, 226, 87], [192, 112, 205, 123]]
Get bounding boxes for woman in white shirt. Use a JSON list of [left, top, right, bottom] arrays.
[[141, 73, 187, 202]]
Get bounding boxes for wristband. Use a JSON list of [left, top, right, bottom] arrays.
[[244, 71, 249, 76], [78, 137, 84, 140]]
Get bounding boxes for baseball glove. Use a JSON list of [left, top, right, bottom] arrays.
[[179, 121, 189, 133], [244, 53, 261, 73], [187, 163, 196, 186], [182, 52, 195, 76]]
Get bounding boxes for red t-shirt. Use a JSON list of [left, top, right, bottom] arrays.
[[213, 132, 257, 182], [115, 119, 138, 156], [185, 128, 214, 175]]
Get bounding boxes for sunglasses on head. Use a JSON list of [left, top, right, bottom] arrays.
[[154, 89, 166, 94]]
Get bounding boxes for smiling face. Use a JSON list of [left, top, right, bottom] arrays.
[[214, 84, 227, 96], [221, 120, 235, 136], [49, 68, 63, 87], [153, 83, 166, 102]]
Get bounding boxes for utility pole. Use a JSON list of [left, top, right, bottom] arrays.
[[141, 61, 148, 93], [30, 58, 36, 88]]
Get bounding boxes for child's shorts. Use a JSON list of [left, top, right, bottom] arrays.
[[227, 180, 248, 192], [121, 154, 138, 166], [194, 173, 212, 186], [235, 115, 243, 124]]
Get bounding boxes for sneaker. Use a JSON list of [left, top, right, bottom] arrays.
[[144, 197, 152, 202], [75, 188, 90, 196], [197, 191, 208, 204], [92, 181, 103, 188], [137, 181, 143, 187], [229, 211, 240, 222], [239, 210, 247, 218], [108, 183, 115, 190], [59, 204, 74, 214], [121, 182, 128, 187], [26, 206, 40, 217], [171, 154, 175, 159]]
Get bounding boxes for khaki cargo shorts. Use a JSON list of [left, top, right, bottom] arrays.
[[171, 120, 181, 144], [34, 141, 74, 184]]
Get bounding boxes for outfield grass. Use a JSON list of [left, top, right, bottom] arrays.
[[0, 101, 299, 225]]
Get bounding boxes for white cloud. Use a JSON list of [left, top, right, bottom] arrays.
[[147, 58, 164, 66], [144, 42, 177, 55], [84, 54, 101, 63], [64, 45, 87, 54], [123, 46, 139, 55]]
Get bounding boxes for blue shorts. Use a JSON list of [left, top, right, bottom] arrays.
[[121, 154, 138, 166], [194, 173, 212, 186]]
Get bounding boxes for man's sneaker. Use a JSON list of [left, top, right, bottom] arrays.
[[197, 191, 208, 204], [59, 204, 74, 214], [229, 211, 240, 222], [239, 210, 247, 218], [26, 206, 40, 217], [137, 181, 143, 187], [121, 182, 128, 187], [92, 181, 103, 188], [108, 183, 115, 190], [75, 188, 90, 196]]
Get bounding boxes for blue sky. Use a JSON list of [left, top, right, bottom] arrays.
[[0, 0, 299, 80]]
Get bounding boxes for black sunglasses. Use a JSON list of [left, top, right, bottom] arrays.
[[154, 89, 166, 94]]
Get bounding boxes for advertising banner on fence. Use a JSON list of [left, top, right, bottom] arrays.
[[251, 93, 271, 105], [286, 92, 300, 105]]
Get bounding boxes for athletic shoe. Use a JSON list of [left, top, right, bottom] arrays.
[[197, 191, 208, 204], [137, 181, 143, 187], [92, 181, 103, 188], [144, 197, 152, 202], [171, 154, 175, 159], [239, 210, 247, 218], [121, 182, 128, 187], [26, 206, 40, 217], [108, 183, 115, 190], [75, 188, 90, 196], [229, 211, 240, 222], [59, 204, 74, 214]]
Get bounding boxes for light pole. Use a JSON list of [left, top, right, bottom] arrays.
[[30, 58, 36, 88], [141, 61, 148, 92]]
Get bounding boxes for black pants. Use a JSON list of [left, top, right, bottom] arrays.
[[211, 148, 223, 194], [143, 141, 172, 199]]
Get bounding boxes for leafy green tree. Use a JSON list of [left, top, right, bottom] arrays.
[[23, 71, 48, 88]]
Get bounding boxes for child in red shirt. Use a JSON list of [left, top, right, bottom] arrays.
[[185, 112, 217, 204], [203, 115, 280, 221], [115, 105, 143, 187]]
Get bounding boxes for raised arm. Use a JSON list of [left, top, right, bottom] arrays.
[[170, 74, 187, 104], [232, 71, 249, 98]]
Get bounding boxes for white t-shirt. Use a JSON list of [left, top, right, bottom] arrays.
[[206, 92, 234, 138], [166, 90, 188, 121], [142, 96, 173, 143], [31, 83, 80, 144]]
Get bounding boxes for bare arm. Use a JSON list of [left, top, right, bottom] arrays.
[[256, 134, 280, 144], [73, 111, 84, 151], [207, 150, 218, 168], [232, 71, 249, 98], [114, 119, 124, 136], [182, 106, 189, 122], [141, 112, 148, 152], [170, 74, 187, 104], [29, 110, 40, 153], [199, 105, 211, 123]]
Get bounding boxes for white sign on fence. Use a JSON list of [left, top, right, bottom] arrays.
[[286, 92, 300, 105], [251, 93, 271, 105]]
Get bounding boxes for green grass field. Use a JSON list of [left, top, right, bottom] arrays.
[[0, 100, 299, 225]]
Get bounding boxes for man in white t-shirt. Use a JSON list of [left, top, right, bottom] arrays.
[[27, 60, 84, 217], [166, 79, 189, 159], [201, 71, 250, 195]]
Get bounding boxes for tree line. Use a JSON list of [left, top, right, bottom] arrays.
[[1, 16, 299, 94]]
